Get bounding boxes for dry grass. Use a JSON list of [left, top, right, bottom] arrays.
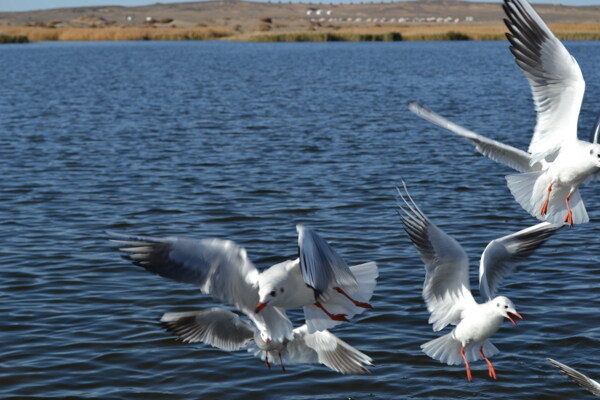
[[2, 23, 600, 42], [0, 26, 233, 42]]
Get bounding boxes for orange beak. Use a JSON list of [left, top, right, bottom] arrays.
[[255, 302, 268, 314], [506, 311, 523, 327]]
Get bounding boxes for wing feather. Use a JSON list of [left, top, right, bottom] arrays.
[[478, 222, 560, 300], [397, 184, 476, 331], [548, 358, 600, 396], [503, 0, 585, 158], [408, 102, 538, 173], [297, 225, 357, 296], [108, 231, 294, 341], [284, 326, 373, 374], [160, 308, 254, 351]]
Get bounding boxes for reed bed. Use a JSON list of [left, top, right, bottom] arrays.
[[244, 31, 403, 42], [0, 26, 233, 42], [0, 33, 29, 43], [2, 23, 600, 43]]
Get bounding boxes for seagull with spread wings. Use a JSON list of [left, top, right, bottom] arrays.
[[108, 225, 377, 342], [409, 0, 600, 227], [160, 307, 373, 374], [398, 184, 561, 381]]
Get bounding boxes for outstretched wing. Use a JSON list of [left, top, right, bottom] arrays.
[[398, 184, 476, 331], [504, 0, 585, 159], [297, 224, 357, 296], [408, 102, 537, 173], [108, 232, 293, 341], [284, 325, 373, 374], [160, 308, 255, 351], [548, 358, 600, 396], [479, 222, 561, 300]]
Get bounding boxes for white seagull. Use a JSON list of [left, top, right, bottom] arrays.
[[108, 225, 377, 342], [408, 0, 600, 227], [398, 184, 561, 381], [548, 358, 600, 397], [160, 307, 373, 374]]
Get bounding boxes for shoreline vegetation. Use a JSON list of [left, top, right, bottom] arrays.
[[2, 24, 600, 43]]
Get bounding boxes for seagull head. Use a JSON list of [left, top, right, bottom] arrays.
[[255, 285, 286, 313], [588, 143, 600, 167], [494, 296, 523, 327], [255, 260, 294, 313]]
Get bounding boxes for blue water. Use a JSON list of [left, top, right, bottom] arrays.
[[1, 40, 599, 399]]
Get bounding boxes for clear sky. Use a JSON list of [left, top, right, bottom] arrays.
[[1, 0, 599, 12]]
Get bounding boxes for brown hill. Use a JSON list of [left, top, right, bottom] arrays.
[[1, 0, 599, 33]]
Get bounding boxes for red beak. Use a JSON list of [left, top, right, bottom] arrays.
[[255, 302, 268, 314], [506, 311, 523, 327]]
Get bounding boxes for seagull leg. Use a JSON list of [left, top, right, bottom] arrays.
[[334, 287, 373, 309], [314, 302, 349, 322], [540, 184, 552, 216], [265, 353, 271, 370], [564, 189, 574, 227], [278, 352, 286, 373], [480, 346, 497, 379], [461, 347, 472, 382]]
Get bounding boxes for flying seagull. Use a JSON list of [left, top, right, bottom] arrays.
[[161, 307, 373, 374], [409, 0, 600, 227], [108, 225, 377, 342], [398, 183, 560, 381]]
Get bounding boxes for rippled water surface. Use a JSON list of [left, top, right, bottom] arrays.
[[1, 40, 599, 399]]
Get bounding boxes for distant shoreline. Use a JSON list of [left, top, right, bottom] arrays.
[[2, 0, 600, 42], [2, 24, 600, 43]]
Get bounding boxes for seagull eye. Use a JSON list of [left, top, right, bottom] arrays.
[[270, 290, 276, 297], [504, 305, 509, 309]]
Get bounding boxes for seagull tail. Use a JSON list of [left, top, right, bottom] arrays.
[[506, 172, 589, 225], [421, 333, 464, 366], [303, 261, 378, 334]]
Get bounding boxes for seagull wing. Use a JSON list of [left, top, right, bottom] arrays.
[[160, 308, 255, 351], [283, 325, 373, 374], [479, 222, 560, 300], [297, 224, 357, 297], [398, 185, 476, 331], [504, 0, 585, 158], [548, 358, 600, 396], [108, 231, 293, 341], [408, 102, 537, 173]]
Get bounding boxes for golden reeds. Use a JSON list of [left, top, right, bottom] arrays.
[[2, 23, 600, 43], [0, 26, 233, 42]]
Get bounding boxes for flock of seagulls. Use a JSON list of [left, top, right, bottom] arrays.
[[106, 0, 597, 395]]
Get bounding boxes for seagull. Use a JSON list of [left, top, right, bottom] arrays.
[[160, 307, 373, 374], [548, 358, 600, 397], [397, 184, 561, 381], [408, 0, 600, 227], [107, 225, 377, 342]]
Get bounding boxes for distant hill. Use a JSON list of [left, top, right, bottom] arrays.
[[1, 0, 599, 33]]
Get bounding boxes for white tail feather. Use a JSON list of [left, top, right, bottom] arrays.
[[304, 262, 378, 334], [421, 333, 463, 365], [506, 172, 588, 225], [422, 333, 499, 366]]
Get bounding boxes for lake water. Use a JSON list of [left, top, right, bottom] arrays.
[[1, 40, 599, 399]]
